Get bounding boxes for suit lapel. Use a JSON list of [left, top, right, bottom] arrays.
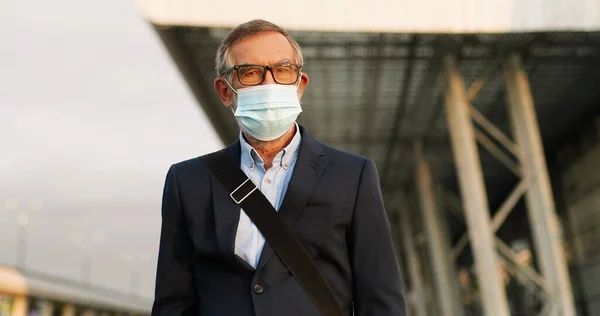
[[256, 128, 328, 271], [212, 141, 254, 273]]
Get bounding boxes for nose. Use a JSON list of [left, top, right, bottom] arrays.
[[261, 68, 277, 85]]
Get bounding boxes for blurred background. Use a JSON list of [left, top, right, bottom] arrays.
[[1, 0, 600, 315], [0, 0, 222, 314]]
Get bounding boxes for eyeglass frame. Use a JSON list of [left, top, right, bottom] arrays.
[[221, 63, 303, 86]]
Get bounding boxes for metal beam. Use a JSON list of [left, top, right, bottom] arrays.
[[413, 142, 464, 316], [397, 196, 428, 316], [418, 81, 444, 137], [466, 61, 499, 102], [320, 44, 332, 132], [451, 175, 533, 259], [470, 107, 523, 161], [503, 53, 577, 316], [360, 34, 386, 157], [443, 54, 510, 316], [291, 33, 600, 48], [195, 54, 600, 63], [381, 36, 417, 189], [441, 186, 553, 300], [438, 52, 575, 314], [407, 188, 440, 316], [343, 44, 356, 151]]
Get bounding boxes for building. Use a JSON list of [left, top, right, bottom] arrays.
[[134, 1, 600, 314], [0, 266, 149, 316]]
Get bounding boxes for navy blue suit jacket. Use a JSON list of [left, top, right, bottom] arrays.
[[152, 126, 406, 316]]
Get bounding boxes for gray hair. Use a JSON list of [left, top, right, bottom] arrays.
[[214, 19, 304, 78]]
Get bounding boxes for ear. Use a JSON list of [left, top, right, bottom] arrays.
[[214, 77, 235, 108], [297, 72, 310, 99]]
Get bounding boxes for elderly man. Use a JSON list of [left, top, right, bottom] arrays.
[[152, 19, 405, 316]]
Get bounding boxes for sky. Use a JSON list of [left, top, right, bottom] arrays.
[[0, 0, 223, 303]]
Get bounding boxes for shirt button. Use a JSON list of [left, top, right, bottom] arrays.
[[253, 284, 264, 294], [264, 178, 271, 184]]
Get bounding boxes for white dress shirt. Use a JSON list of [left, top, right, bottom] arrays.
[[234, 124, 302, 268]]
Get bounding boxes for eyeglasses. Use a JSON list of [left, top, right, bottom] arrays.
[[222, 63, 302, 86]]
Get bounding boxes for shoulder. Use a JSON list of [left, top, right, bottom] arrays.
[[301, 126, 371, 167], [166, 149, 224, 185], [170, 143, 234, 172], [313, 139, 374, 172], [167, 141, 240, 179], [170, 155, 207, 173]]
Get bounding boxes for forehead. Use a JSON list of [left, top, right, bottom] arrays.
[[229, 31, 296, 65]]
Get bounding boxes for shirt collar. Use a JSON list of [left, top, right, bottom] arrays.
[[239, 122, 302, 170]]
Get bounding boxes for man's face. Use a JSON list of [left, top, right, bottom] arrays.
[[214, 31, 309, 109]]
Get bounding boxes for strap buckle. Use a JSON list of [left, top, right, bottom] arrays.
[[230, 178, 258, 204]]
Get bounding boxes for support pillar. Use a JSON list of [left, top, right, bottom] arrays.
[[413, 142, 464, 316], [504, 53, 576, 316], [40, 300, 54, 316], [61, 304, 75, 316], [81, 309, 96, 316], [11, 295, 28, 316], [443, 54, 510, 316], [398, 198, 428, 316]]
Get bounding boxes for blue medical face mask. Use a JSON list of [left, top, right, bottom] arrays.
[[231, 83, 303, 141]]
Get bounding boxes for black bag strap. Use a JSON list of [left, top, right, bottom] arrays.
[[202, 151, 344, 316]]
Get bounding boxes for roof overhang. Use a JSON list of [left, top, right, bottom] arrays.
[[0, 266, 150, 313], [0, 266, 27, 296], [147, 25, 600, 195], [136, 0, 600, 33], [136, 5, 600, 261]]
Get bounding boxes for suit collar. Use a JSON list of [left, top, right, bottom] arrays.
[[213, 125, 327, 272], [256, 126, 327, 270]]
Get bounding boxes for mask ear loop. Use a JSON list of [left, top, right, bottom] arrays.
[[224, 77, 238, 94], [296, 72, 303, 89], [223, 77, 239, 114]]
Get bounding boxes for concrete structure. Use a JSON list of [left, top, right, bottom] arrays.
[[0, 266, 150, 316], [135, 1, 600, 314]]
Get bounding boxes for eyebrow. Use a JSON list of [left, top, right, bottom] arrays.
[[274, 58, 294, 64], [237, 59, 295, 67]]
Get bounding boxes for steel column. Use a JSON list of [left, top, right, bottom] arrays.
[[414, 141, 464, 316], [442, 55, 510, 316], [398, 198, 428, 316], [12, 295, 28, 316], [504, 53, 577, 316], [62, 304, 76, 316]]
